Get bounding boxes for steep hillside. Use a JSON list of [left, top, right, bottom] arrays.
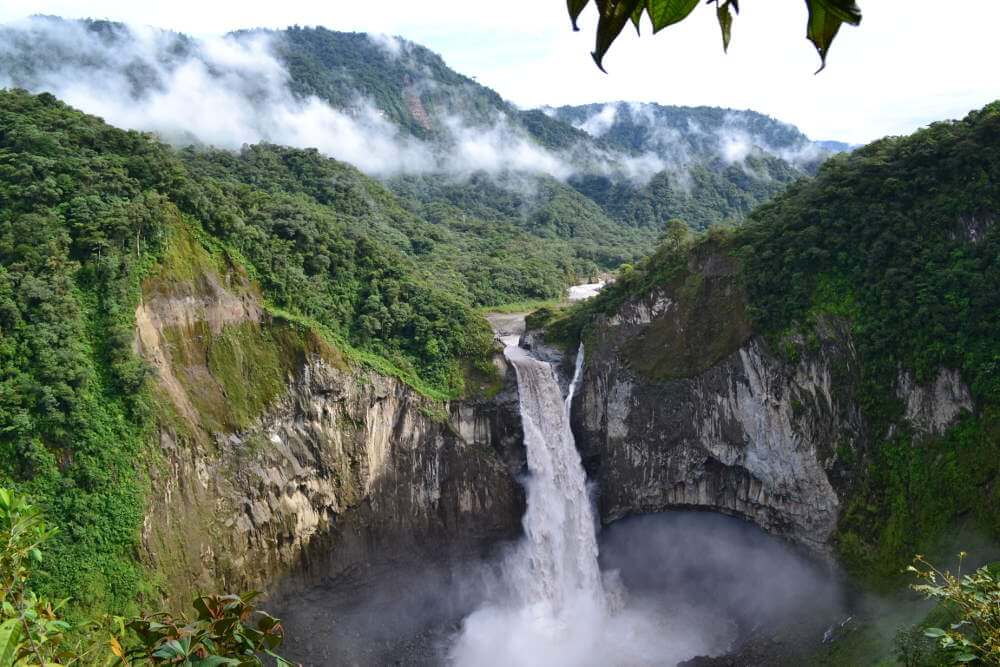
[[542, 101, 1000, 581], [274, 26, 512, 139], [0, 89, 515, 612], [181, 144, 652, 304]]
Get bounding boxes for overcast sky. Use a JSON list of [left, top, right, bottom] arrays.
[[1, 1, 997, 144]]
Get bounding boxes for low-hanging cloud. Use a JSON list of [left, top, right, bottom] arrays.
[[576, 102, 618, 137], [0, 17, 441, 175], [568, 101, 830, 175], [444, 113, 574, 179], [367, 32, 405, 58], [0, 16, 582, 181], [0, 17, 819, 195]]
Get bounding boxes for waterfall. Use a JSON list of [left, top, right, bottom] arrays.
[[450, 336, 735, 666], [450, 339, 617, 667], [503, 341, 605, 611]]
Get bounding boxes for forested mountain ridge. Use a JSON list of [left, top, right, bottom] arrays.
[[0, 16, 841, 286], [274, 26, 512, 140], [266, 27, 833, 232], [549, 101, 824, 168], [544, 100, 1000, 582]]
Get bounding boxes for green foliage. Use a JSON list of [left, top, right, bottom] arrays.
[[0, 487, 75, 666], [836, 412, 1000, 583], [387, 171, 654, 304], [910, 554, 1000, 665], [0, 88, 166, 613], [806, 0, 863, 70], [741, 105, 1000, 407], [569, 158, 797, 233], [574, 0, 862, 71], [894, 623, 946, 667], [0, 88, 501, 614], [125, 592, 289, 666], [735, 104, 1000, 578], [0, 485, 289, 666], [176, 144, 497, 396]]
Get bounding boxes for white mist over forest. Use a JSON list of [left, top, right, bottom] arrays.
[[0, 17, 577, 177], [0, 16, 826, 186]]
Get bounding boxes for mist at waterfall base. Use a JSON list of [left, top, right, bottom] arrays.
[[447, 513, 844, 667], [280, 511, 843, 665]]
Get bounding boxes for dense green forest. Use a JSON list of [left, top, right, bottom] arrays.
[[569, 152, 802, 231], [549, 101, 1000, 581], [0, 89, 504, 611]]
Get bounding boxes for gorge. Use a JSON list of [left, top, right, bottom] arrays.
[[275, 312, 849, 665], [0, 12, 998, 667]]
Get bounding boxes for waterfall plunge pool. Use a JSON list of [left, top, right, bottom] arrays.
[[279, 511, 845, 666]]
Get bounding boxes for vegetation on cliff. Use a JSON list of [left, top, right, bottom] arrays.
[[547, 101, 1000, 581], [0, 88, 497, 612]]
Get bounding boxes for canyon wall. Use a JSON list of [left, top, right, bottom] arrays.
[[133, 236, 977, 603], [566, 248, 974, 553], [135, 250, 524, 606]]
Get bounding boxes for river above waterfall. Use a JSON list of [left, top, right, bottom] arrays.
[[567, 281, 606, 301]]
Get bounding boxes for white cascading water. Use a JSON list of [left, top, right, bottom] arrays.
[[450, 334, 735, 666], [450, 339, 612, 666], [503, 341, 605, 612]]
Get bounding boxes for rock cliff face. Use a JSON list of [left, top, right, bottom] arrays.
[[133, 234, 979, 604], [568, 249, 973, 553], [136, 247, 524, 606]]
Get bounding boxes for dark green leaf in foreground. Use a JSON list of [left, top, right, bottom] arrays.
[[648, 0, 700, 32], [806, 0, 862, 71], [716, 0, 736, 52], [574, 0, 861, 71], [568, 0, 590, 30], [593, 0, 644, 71]]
